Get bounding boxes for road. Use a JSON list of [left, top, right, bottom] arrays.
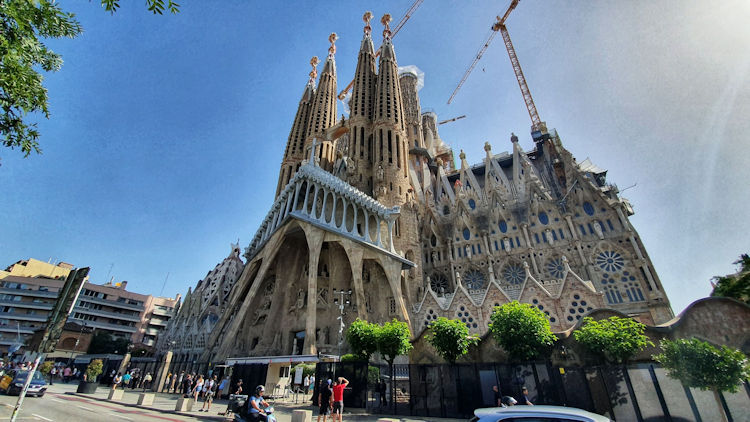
[[0, 384, 209, 422]]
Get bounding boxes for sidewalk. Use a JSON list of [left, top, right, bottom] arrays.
[[51, 383, 465, 422]]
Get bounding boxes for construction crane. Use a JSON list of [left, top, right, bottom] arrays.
[[446, 0, 545, 133], [337, 0, 424, 100], [438, 115, 466, 125]]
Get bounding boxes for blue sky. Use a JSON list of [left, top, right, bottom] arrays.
[[1, 1, 748, 314]]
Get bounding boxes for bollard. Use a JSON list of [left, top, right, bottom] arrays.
[[175, 397, 194, 411], [137, 393, 155, 406], [291, 409, 312, 422], [108, 389, 124, 401]]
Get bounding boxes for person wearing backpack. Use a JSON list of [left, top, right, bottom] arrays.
[[200, 375, 218, 412]]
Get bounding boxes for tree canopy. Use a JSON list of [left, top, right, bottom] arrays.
[[711, 253, 750, 305], [0, 0, 178, 157], [87, 330, 129, 355], [376, 318, 413, 365], [426, 317, 479, 364], [345, 318, 379, 361], [489, 301, 557, 361], [573, 316, 653, 363], [654, 338, 749, 394]]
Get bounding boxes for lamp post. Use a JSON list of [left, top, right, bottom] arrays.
[[332, 288, 352, 362], [67, 323, 86, 367]]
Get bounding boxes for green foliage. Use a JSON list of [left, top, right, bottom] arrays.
[[0, 0, 82, 156], [426, 317, 479, 364], [654, 338, 750, 394], [711, 254, 750, 305], [100, 0, 180, 15], [345, 318, 379, 361], [340, 353, 365, 362], [489, 301, 556, 361], [39, 361, 54, 375], [85, 359, 103, 381], [574, 316, 653, 363], [367, 366, 380, 385], [293, 363, 315, 378], [376, 318, 413, 365], [88, 330, 129, 354]]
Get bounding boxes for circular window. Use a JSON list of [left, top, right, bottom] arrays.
[[538, 211, 549, 225], [464, 270, 487, 290], [596, 251, 625, 272], [503, 264, 525, 285], [430, 274, 450, 293], [463, 228, 471, 241], [583, 202, 595, 216], [547, 259, 565, 279]]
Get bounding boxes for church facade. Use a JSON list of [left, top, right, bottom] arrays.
[[181, 13, 673, 365]]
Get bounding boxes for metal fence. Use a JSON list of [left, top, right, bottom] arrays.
[[315, 361, 750, 422]]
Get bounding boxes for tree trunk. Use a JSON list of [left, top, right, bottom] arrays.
[[713, 389, 729, 422]]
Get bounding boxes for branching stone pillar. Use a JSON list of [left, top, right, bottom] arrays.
[[303, 224, 325, 355], [342, 241, 366, 320], [379, 256, 413, 334]]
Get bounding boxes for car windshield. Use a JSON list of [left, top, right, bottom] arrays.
[[15, 371, 46, 382]]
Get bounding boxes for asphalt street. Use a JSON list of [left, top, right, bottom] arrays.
[[0, 384, 208, 422]]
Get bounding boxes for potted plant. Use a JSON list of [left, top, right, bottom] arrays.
[[77, 359, 103, 393]]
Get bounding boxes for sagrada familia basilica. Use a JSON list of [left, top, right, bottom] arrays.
[[157, 13, 673, 368]]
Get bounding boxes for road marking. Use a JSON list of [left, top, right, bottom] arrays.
[[50, 398, 64, 403], [32, 414, 53, 421], [2, 403, 13, 408], [109, 413, 133, 421], [76, 405, 94, 412]]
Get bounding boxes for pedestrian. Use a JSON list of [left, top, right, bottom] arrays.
[[199, 375, 218, 412], [309, 374, 315, 394], [49, 366, 56, 385], [112, 372, 123, 390], [175, 371, 184, 394], [492, 385, 502, 407], [122, 371, 132, 388], [520, 386, 533, 405], [219, 379, 243, 416], [317, 379, 332, 422], [304, 374, 310, 394], [217, 375, 229, 400], [143, 372, 152, 390], [181, 373, 193, 396], [164, 373, 172, 392], [63, 366, 72, 383], [193, 375, 204, 401], [378, 380, 387, 407], [131, 371, 140, 389], [72, 367, 79, 380], [331, 377, 348, 422], [248, 385, 270, 422]]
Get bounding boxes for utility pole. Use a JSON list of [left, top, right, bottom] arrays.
[[10, 267, 89, 422]]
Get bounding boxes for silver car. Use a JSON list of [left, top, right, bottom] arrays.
[[471, 405, 612, 422]]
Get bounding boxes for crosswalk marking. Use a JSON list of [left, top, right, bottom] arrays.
[[109, 413, 133, 421], [32, 414, 53, 421]]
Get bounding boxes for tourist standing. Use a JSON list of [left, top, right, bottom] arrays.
[[317, 379, 332, 422], [520, 387, 533, 405], [331, 377, 348, 422], [200, 375, 217, 412], [492, 385, 502, 407]]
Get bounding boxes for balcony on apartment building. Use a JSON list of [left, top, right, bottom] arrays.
[[0, 288, 59, 299], [68, 317, 138, 333], [0, 300, 54, 311], [77, 295, 145, 312], [0, 312, 48, 323], [73, 306, 141, 323]]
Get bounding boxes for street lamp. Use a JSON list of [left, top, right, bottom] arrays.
[[67, 323, 86, 367], [332, 288, 352, 361]]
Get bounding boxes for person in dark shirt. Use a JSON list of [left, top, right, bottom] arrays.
[[317, 379, 333, 422], [182, 374, 193, 396], [492, 385, 502, 407], [520, 386, 533, 405]]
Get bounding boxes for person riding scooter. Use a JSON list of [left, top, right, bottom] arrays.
[[247, 385, 272, 422]]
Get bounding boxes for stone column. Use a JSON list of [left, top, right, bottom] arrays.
[[153, 351, 172, 392], [379, 256, 413, 334], [303, 225, 325, 355], [343, 241, 367, 320]]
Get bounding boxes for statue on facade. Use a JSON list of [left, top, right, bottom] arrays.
[[377, 164, 384, 181], [431, 251, 438, 263], [545, 228, 554, 245], [503, 237, 511, 253], [465, 245, 472, 260], [593, 220, 604, 240]]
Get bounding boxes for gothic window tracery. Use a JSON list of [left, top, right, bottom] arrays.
[[595, 251, 624, 273], [565, 293, 593, 323], [502, 263, 525, 285], [430, 273, 451, 294], [463, 269, 487, 290], [423, 309, 438, 327], [546, 258, 565, 279], [456, 305, 478, 329]]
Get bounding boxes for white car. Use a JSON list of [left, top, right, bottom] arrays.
[[471, 405, 612, 422]]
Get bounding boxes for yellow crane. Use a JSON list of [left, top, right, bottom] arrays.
[[447, 0, 545, 133]]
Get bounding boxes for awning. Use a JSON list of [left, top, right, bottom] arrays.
[[225, 354, 337, 366]]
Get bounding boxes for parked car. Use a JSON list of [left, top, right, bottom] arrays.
[[0, 370, 48, 397], [471, 405, 611, 422]]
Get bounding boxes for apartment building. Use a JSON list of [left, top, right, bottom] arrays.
[[0, 258, 179, 354]]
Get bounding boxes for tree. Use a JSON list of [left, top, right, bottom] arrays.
[[426, 317, 479, 364], [655, 338, 750, 421], [87, 330, 129, 354], [489, 301, 556, 362], [0, 0, 178, 157], [376, 318, 413, 412], [711, 254, 750, 305], [345, 318, 379, 361], [39, 361, 54, 375], [85, 359, 103, 382], [573, 316, 653, 363]]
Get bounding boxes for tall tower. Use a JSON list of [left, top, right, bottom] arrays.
[[275, 57, 318, 197], [305, 33, 339, 172], [347, 12, 377, 195], [372, 14, 410, 206], [399, 70, 423, 150]]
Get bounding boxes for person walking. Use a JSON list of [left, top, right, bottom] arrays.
[[112, 372, 123, 390], [49, 366, 56, 385], [303, 374, 310, 394], [193, 375, 204, 401], [492, 385, 502, 407], [63, 366, 72, 383], [331, 377, 348, 422], [520, 387, 533, 405], [181, 373, 193, 396], [174, 371, 184, 394], [217, 375, 229, 400], [317, 379, 333, 422], [143, 372, 153, 390], [199, 375, 218, 412]]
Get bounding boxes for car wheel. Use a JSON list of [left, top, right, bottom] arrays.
[[37, 393, 44, 397]]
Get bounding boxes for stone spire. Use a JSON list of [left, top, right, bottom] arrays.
[[275, 57, 319, 197], [374, 14, 405, 131], [347, 12, 378, 195], [305, 33, 339, 171]]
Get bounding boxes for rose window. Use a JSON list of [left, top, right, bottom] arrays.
[[463, 269, 487, 290], [503, 264, 525, 285], [546, 259, 565, 279], [595, 251, 624, 272], [430, 273, 450, 293]]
